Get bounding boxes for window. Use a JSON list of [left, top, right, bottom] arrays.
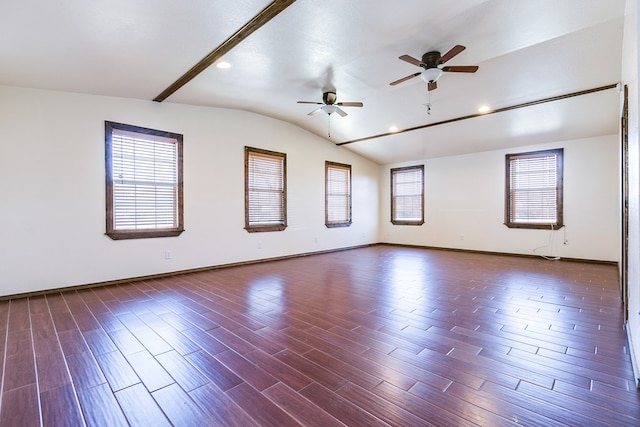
[[391, 165, 424, 225], [105, 121, 184, 240], [325, 161, 352, 228], [245, 146, 287, 232], [505, 148, 563, 229]]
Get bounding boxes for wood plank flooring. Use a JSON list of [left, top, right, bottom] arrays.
[[0, 245, 638, 426]]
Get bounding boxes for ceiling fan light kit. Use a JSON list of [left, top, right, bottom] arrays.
[[420, 67, 443, 83], [321, 105, 338, 115]]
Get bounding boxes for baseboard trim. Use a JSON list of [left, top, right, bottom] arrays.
[[0, 243, 376, 301], [627, 322, 640, 388], [1, 242, 617, 301], [377, 242, 618, 266]]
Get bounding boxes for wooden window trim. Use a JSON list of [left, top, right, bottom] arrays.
[[105, 121, 184, 240], [504, 148, 564, 230], [244, 146, 287, 233], [325, 161, 352, 228], [390, 165, 425, 226]]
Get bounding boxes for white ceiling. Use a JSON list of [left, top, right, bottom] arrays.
[[0, 0, 625, 164]]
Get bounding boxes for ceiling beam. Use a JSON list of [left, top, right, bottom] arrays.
[[336, 84, 619, 146], [153, 0, 297, 103]]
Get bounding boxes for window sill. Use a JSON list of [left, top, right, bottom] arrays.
[[504, 222, 563, 230], [326, 222, 352, 228], [106, 229, 185, 240], [245, 224, 287, 233], [391, 220, 424, 226]]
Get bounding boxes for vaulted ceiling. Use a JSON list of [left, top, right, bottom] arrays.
[[0, 0, 625, 164]]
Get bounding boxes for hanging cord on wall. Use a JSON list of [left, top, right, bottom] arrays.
[[533, 224, 562, 260]]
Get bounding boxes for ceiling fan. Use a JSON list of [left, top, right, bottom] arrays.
[[390, 45, 478, 91], [297, 91, 363, 117]]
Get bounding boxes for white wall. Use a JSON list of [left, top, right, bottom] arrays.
[[0, 84, 624, 301], [622, 0, 640, 382], [379, 135, 620, 262], [0, 86, 380, 296]]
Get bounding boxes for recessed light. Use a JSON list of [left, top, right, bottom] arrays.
[[389, 126, 398, 133], [478, 105, 490, 113], [216, 61, 231, 69]]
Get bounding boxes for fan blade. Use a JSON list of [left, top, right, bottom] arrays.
[[336, 102, 363, 107], [438, 45, 466, 64], [442, 65, 478, 73], [308, 107, 323, 115], [427, 81, 437, 91], [390, 72, 421, 86], [335, 107, 348, 117], [399, 55, 425, 67], [298, 101, 323, 105]]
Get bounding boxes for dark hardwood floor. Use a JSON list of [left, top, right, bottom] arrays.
[[0, 245, 638, 426]]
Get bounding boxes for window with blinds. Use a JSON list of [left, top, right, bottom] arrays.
[[325, 161, 352, 228], [391, 165, 424, 225], [245, 146, 287, 232], [505, 148, 563, 229], [105, 121, 184, 240]]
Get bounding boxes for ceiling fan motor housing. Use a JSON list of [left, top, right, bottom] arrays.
[[421, 51, 441, 68], [323, 91, 337, 105]]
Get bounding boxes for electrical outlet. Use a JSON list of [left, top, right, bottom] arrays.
[[164, 250, 172, 260], [257, 241, 262, 249]]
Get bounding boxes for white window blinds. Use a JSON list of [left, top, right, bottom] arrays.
[[326, 162, 352, 227], [105, 122, 183, 239], [391, 165, 424, 225], [506, 149, 563, 228], [245, 147, 287, 232]]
